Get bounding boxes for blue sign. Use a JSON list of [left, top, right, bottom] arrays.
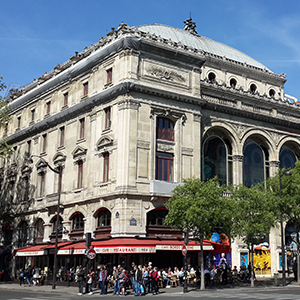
[[130, 218, 137, 226]]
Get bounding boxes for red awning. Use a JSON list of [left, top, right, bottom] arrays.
[[14, 242, 74, 257], [57, 238, 215, 255], [14, 244, 48, 257]]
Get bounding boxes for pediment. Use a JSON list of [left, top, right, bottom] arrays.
[[96, 136, 113, 150], [72, 145, 87, 160], [53, 152, 66, 163]]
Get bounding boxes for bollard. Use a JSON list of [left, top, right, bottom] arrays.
[[274, 273, 278, 286]]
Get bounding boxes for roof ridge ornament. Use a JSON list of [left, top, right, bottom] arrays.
[[183, 18, 198, 35]]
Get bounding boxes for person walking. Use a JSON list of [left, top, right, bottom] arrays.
[[87, 268, 95, 295], [129, 262, 136, 293], [134, 265, 142, 296], [77, 265, 85, 295], [19, 269, 25, 286], [151, 267, 159, 295], [99, 266, 107, 295]]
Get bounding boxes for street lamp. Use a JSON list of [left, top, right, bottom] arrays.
[[279, 168, 292, 287], [27, 155, 63, 290]]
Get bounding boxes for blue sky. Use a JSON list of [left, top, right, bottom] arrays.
[[0, 0, 299, 100]]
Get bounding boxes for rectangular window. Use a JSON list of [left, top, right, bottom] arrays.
[[79, 118, 85, 139], [77, 161, 83, 189], [42, 134, 47, 153], [104, 107, 111, 129], [46, 102, 51, 115], [106, 68, 112, 84], [59, 126, 65, 147], [13, 146, 17, 162], [17, 116, 21, 129], [83, 82, 88, 96], [63, 92, 68, 106], [156, 152, 173, 182], [156, 117, 175, 141], [31, 109, 35, 122], [27, 140, 31, 156], [103, 153, 109, 182], [40, 174, 45, 197]]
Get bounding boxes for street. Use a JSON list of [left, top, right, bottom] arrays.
[[1, 286, 300, 300]]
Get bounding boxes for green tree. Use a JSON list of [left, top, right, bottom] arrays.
[[0, 75, 12, 157], [165, 177, 232, 290], [230, 183, 277, 287], [265, 161, 300, 282]]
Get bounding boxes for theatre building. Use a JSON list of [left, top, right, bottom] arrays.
[[0, 19, 299, 279]]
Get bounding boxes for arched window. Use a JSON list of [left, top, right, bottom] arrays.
[[208, 72, 216, 83], [51, 216, 63, 234], [230, 78, 237, 88], [202, 136, 232, 185], [71, 212, 84, 231], [250, 83, 257, 94], [280, 147, 296, 169], [96, 209, 111, 227], [243, 139, 269, 187], [34, 218, 44, 238], [156, 117, 174, 141], [147, 208, 168, 226]]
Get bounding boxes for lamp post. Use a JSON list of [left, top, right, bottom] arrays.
[[28, 155, 62, 290], [279, 168, 292, 287]]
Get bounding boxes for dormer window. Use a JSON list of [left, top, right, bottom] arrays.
[[208, 72, 216, 83], [250, 84, 257, 94], [269, 89, 275, 98], [230, 78, 237, 88]]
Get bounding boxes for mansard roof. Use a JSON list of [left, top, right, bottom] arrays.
[[135, 24, 269, 71]]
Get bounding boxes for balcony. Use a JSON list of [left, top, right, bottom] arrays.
[[150, 180, 182, 195]]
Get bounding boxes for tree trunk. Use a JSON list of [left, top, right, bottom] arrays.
[[297, 230, 300, 283], [250, 243, 254, 287], [200, 236, 205, 290]]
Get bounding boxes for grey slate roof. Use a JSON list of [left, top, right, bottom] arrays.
[[135, 24, 270, 71]]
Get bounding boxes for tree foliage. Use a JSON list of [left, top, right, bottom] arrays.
[[165, 177, 233, 289], [0, 75, 12, 157]]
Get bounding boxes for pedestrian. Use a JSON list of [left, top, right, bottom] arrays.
[[134, 265, 142, 296], [113, 266, 120, 295], [119, 269, 126, 295], [19, 269, 25, 286], [151, 267, 159, 295], [77, 265, 85, 295], [142, 266, 149, 294], [130, 262, 136, 293], [87, 268, 95, 295], [99, 266, 107, 295]]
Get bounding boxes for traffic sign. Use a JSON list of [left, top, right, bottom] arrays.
[[86, 248, 96, 259], [182, 244, 187, 256]]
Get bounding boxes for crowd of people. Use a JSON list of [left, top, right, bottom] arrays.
[[16, 259, 258, 295]]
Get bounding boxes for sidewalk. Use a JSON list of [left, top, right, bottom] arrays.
[[0, 277, 299, 295]]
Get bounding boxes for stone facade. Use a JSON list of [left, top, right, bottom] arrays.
[[1, 20, 299, 277]]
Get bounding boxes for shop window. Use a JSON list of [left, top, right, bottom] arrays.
[[104, 107, 111, 129], [71, 212, 84, 231], [156, 117, 174, 141], [147, 208, 168, 226], [156, 152, 173, 182], [35, 219, 44, 238], [96, 209, 111, 227]]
